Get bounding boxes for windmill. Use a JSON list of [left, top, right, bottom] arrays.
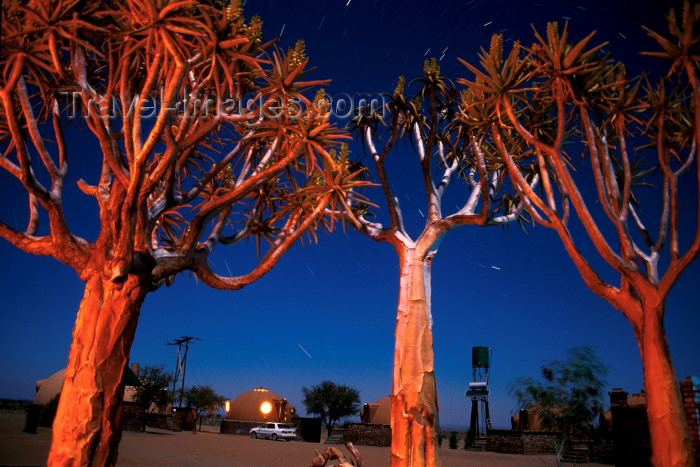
[[465, 346, 492, 439]]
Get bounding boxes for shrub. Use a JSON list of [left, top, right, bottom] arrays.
[[448, 431, 458, 449]]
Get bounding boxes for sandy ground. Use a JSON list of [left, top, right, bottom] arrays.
[[0, 411, 609, 466]]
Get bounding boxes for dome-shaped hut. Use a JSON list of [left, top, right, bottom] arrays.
[[225, 387, 293, 423], [360, 396, 391, 425]]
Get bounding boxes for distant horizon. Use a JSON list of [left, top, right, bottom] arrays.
[[0, 394, 508, 433]]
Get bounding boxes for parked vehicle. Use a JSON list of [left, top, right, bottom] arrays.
[[249, 422, 296, 441]]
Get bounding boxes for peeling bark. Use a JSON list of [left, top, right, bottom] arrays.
[[638, 304, 694, 467], [391, 246, 440, 467], [48, 270, 149, 466]]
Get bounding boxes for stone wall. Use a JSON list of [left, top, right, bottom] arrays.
[[522, 432, 557, 455], [486, 430, 555, 455], [680, 376, 700, 464], [121, 407, 175, 432], [343, 423, 392, 447], [610, 405, 651, 466], [485, 429, 524, 454], [146, 412, 171, 430], [175, 408, 197, 431], [121, 403, 142, 432], [590, 435, 615, 465], [608, 388, 651, 466], [485, 429, 613, 463], [221, 420, 261, 436]]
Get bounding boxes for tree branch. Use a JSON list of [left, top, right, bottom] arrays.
[[191, 194, 333, 290], [363, 125, 406, 237]]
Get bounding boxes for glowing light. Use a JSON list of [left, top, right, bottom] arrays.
[[225, 401, 230, 413], [260, 401, 273, 415]]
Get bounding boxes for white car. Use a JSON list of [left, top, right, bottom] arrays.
[[249, 422, 296, 441]]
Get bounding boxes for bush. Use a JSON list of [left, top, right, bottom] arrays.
[[465, 428, 474, 449], [448, 431, 458, 449]]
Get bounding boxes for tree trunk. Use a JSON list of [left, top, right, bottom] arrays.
[[140, 410, 147, 433], [48, 271, 149, 466], [391, 247, 441, 467], [553, 437, 565, 467], [638, 304, 693, 467]]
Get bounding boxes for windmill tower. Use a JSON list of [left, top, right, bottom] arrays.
[[465, 346, 492, 437]]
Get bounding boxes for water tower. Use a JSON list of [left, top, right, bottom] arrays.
[[465, 345, 492, 437]]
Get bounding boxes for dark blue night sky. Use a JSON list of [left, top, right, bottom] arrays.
[[1, 0, 697, 429]]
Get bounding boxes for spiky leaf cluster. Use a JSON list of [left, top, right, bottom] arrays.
[[456, 14, 697, 212], [0, 0, 371, 288]]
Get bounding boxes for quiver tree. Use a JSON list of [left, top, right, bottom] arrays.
[[458, 5, 699, 465], [0, 1, 367, 465], [347, 60, 532, 467]]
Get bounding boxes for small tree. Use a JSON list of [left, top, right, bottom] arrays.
[[132, 365, 173, 432], [509, 346, 610, 467], [459, 6, 699, 465], [182, 385, 225, 431], [302, 381, 360, 437], [447, 432, 458, 450]]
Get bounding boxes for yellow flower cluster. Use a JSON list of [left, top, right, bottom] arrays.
[[489, 34, 504, 69], [225, 0, 243, 24], [423, 58, 440, 80], [249, 15, 262, 44], [290, 40, 306, 69], [394, 76, 405, 98]]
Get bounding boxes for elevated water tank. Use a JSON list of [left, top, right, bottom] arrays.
[[472, 346, 490, 368]]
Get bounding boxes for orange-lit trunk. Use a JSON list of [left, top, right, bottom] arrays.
[[391, 246, 440, 467], [48, 271, 149, 466], [638, 304, 693, 467]]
